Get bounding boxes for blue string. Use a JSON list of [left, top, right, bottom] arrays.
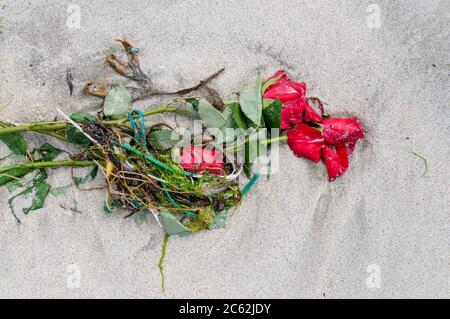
[[128, 110, 147, 149]]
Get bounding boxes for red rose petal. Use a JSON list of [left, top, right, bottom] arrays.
[[263, 71, 310, 129], [322, 117, 364, 145], [346, 142, 357, 154], [266, 70, 287, 81], [263, 71, 306, 102], [180, 146, 224, 175], [303, 98, 324, 123], [336, 144, 349, 171], [288, 81, 306, 97], [280, 98, 307, 130], [303, 103, 322, 123], [287, 124, 325, 163], [322, 146, 346, 181]]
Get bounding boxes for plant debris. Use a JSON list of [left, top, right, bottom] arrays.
[[66, 69, 74, 97], [411, 150, 428, 177], [0, 39, 367, 291]]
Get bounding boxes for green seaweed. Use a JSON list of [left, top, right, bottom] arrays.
[[186, 208, 215, 232], [158, 234, 170, 292], [411, 150, 428, 177], [7, 170, 51, 222]]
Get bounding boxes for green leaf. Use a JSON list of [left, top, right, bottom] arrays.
[[69, 112, 96, 123], [197, 99, 227, 129], [66, 112, 96, 146], [7, 170, 51, 221], [176, 102, 200, 119], [160, 211, 192, 236], [244, 131, 268, 178], [36, 143, 64, 161], [186, 98, 199, 109], [233, 103, 248, 131], [73, 166, 99, 186], [50, 184, 71, 197], [263, 99, 282, 130], [212, 105, 237, 144], [66, 126, 90, 146], [0, 167, 33, 186], [32, 169, 48, 184], [208, 210, 228, 230], [4, 169, 39, 192], [148, 129, 182, 150], [222, 105, 237, 128], [22, 182, 51, 214], [0, 133, 28, 155], [261, 74, 282, 93], [0, 144, 63, 188], [103, 85, 132, 119], [239, 80, 263, 125]]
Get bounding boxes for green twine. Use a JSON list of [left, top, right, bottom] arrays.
[[158, 233, 170, 293], [242, 173, 261, 196], [161, 183, 197, 217], [117, 142, 180, 173]]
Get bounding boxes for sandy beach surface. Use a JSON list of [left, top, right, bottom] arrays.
[[0, 0, 448, 298]]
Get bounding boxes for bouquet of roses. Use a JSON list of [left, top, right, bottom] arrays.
[[0, 40, 365, 236]]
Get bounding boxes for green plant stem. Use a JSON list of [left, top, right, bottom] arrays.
[[105, 104, 178, 125], [0, 160, 98, 175], [261, 135, 288, 145], [0, 104, 179, 136], [225, 134, 288, 153], [0, 122, 67, 135]]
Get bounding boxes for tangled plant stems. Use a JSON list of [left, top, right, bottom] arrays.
[[0, 160, 98, 175], [0, 39, 366, 291]]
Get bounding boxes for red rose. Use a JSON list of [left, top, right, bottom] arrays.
[[279, 98, 308, 130], [303, 98, 323, 123], [287, 124, 325, 163], [263, 70, 308, 130], [322, 117, 364, 145], [303, 103, 322, 123], [263, 70, 306, 102], [322, 145, 349, 181], [180, 146, 224, 175]]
